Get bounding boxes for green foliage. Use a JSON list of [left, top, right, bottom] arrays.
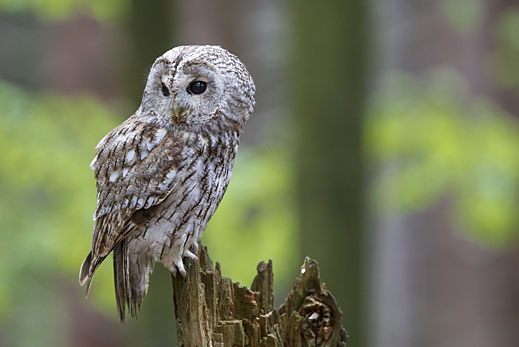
[[0, 81, 119, 316], [366, 69, 519, 248], [0, 0, 127, 20], [0, 81, 120, 346]]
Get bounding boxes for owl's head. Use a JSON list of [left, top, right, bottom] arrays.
[[139, 45, 255, 130]]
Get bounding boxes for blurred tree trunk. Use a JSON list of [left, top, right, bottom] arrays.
[[292, 1, 369, 347], [370, 1, 519, 347], [125, 0, 177, 109], [124, 1, 178, 346]]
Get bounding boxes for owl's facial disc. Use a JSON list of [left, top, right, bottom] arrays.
[[141, 45, 255, 130], [161, 61, 223, 125]]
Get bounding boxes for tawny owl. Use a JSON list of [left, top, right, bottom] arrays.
[[79, 45, 255, 321]]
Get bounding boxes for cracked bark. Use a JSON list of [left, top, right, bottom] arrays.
[[171, 246, 348, 347]]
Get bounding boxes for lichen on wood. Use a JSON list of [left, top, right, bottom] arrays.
[[171, 246, 348, 347]]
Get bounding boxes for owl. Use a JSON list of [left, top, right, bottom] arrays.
[[79, 45, 255, 321]]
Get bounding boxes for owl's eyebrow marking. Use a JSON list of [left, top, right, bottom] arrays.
[[182, 60, 211, 68], [154, 53, 184, 81], [169, 54, 184, 79]]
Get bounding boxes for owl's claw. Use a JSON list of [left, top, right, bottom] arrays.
[[174, 259, 187, 277], [184, 249, 197, 260], [164, 257, 187, 277]]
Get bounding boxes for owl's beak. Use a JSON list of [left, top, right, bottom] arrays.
[[173, 103, 183, 118]]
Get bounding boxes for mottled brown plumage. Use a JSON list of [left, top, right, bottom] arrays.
[[79, 45, 255, 321]]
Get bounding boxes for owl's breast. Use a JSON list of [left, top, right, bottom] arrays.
[[132, 129, 239, 257]]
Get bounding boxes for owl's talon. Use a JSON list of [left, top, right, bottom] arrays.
[[164, 261, 177, 275], [163, 258, 186, 277], [175, 259, 187, 277], [190, 242, 199, 254], [184, 249, 197, 260]]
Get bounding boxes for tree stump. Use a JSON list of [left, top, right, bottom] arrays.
[[171, 246, 348, 347]]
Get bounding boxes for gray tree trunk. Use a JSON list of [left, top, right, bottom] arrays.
[[292, 1, 369, 346]]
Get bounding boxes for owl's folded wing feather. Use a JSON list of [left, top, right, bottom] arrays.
[[90, 118, 182, 257]]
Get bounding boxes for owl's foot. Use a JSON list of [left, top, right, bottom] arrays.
[[161, 235, 200, 277], [164, 257, 187, 277], [183, 249, 197, 260], [190, 242, 199, 254], [181, 234, 199, 260], [163, 248, 199, 277]]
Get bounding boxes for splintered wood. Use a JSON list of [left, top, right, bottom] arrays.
[[172, 246, 348, 347]]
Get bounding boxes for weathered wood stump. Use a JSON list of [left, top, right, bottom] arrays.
[[171, 246, 348, 347]]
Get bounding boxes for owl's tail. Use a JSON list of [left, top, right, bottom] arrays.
[[113, 241, 155, 322], [79, 251, 107, 296], [113, 241, 131, 321]]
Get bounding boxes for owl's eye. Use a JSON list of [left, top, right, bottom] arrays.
[[188, 81, 207, 95], [161, 83, 170, 97]]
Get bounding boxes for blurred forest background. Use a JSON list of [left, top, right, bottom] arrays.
[[0, 0, 517, 346]]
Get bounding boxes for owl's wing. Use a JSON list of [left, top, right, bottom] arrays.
[[90, 118, 182, 258]]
